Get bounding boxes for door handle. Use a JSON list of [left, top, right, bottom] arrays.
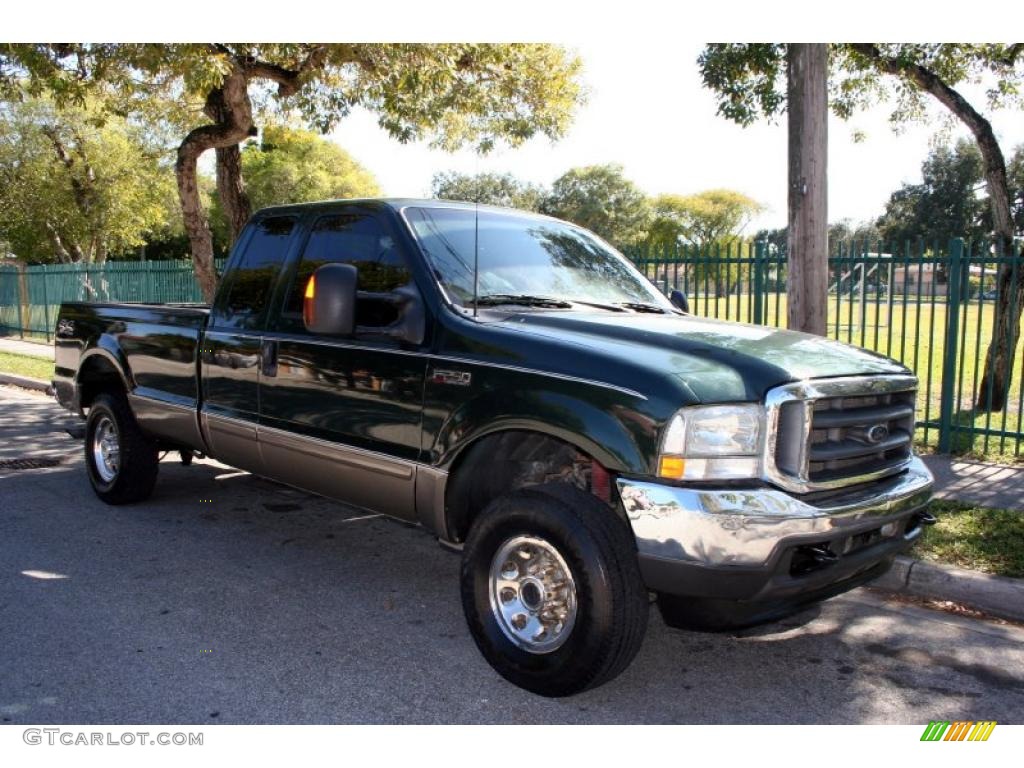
[[260, 339, 278, 378]]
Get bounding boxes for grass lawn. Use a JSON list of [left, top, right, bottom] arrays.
[[0, 351, 55, 382], [914, 500, 1024, 579]]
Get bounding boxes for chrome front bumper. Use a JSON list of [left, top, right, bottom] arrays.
[[617, 456, 934, 569]]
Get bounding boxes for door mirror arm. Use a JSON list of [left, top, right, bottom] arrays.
[[355, 285, 426, 346]]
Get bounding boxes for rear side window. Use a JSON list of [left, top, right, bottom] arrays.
[[215, 216, 296, 330], [279, 212, 413, 332]]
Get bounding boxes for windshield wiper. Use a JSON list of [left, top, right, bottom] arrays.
[[471, 294, 573, 309], [564, 299, 629, 312], [616, 301, 669, 314]]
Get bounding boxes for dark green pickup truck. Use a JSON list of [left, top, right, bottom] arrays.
[[54, 199, 934, 696]]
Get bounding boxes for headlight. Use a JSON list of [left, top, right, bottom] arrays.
[[657, 404, 763, 481]]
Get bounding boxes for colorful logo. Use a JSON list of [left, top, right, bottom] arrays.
[[920, 721, 997, 741]]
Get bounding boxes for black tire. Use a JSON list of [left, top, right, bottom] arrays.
[[460, 483, 648, 697], [84, 392, 159, 505]]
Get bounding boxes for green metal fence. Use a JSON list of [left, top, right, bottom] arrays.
[[2, 242, 1022, 457], [628, 237, 1024, 457], [0, 259, 222, 340]]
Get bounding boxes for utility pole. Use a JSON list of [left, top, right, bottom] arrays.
[[786, 43, 828, 336]]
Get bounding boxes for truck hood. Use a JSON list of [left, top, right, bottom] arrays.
[[501, 311, 910, 403]]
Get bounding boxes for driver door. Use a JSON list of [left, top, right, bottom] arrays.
[[257, 208, 427, 521]]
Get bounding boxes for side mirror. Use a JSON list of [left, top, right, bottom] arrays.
[[303, 263, 357, 335], [669, 289, 689, 314]]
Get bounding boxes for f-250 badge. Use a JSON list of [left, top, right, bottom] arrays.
[[430, 369, 472, 386]]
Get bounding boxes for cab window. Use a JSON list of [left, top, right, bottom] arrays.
[[213, 216, 296, 331], [279, 212, 413, 333]]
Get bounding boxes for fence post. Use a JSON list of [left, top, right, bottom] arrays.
[[16, 263, 29, 339], [937, 238, 964, 453], [40, 267, 52, 342], [752, 240, 766, 325]]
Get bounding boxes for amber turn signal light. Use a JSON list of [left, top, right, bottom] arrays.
[[657, 456, 686, 480], [302, 275, 316, 327]]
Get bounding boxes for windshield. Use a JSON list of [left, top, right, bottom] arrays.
[[402, 206, 672, 310]]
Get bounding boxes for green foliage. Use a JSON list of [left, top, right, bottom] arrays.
[[239, 124, 380, 210], [827, 219, 882, 246], [876, 140, 990, 244], [541, 164, 650, 246], [647, 189, 763, 250], [431, 171, 546, 211], [697, 44, 788, 126], [1010, 144, 1024, 232], [0, 97, 176, 263], [1, 43, 585, 153], [699, 44, 1024, 128]]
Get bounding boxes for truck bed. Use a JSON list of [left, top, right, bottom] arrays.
[[53, 302, 210, 430]]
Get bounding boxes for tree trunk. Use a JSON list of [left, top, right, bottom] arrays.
[[215, 144, 252, 244], [175, 64, 256, 303], [970, 132, 1018, 411], [786, 44, 829, 336], [207, 85, 253, 245]]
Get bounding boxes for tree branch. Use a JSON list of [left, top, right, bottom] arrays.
[[239, 44, 335, 96], [849, 43, 1013, 241], [1002, 43, 1024, 66]]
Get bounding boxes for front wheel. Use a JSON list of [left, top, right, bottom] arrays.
[[84, 392, 159, 505], [460, 484, 648, 697]]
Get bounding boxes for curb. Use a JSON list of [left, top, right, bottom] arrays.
[[872, 555, 1024, 622], [0, 371, 53, 395]]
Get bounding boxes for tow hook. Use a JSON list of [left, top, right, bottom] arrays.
[[915, 509, 938, 526], [806, 544, 839, 564], [790, 543, 839, 576]]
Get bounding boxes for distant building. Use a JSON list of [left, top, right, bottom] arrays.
[[891, 263, 947, 297]]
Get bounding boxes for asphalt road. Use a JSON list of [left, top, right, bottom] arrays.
[[1, 386, 1022, 724]]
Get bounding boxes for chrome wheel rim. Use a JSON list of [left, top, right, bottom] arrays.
[[92, 415, 120, 483], [488, 535, 577, 654]]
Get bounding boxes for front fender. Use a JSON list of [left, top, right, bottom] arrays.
[[426, 375, 661, 475]]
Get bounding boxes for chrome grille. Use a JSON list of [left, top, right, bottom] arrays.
[[766, 375, 918, 493], [807, 391, 915, 482]]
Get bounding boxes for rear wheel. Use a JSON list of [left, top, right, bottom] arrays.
[[84, 392, 159, 504], [460, 484, 648, 697]]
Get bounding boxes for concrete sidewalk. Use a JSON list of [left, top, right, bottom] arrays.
[[0, 336, 54, 360], [922, 454, 1024, 511]]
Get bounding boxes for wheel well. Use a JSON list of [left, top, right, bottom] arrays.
[[443, 430, 617, 543], [77, 356, 125, 411]]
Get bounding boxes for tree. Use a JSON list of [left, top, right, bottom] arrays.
[[1005, 145, 1023, 233], [647, 189, 763, 250], [431, 170, 545, 211], [541, 164, 650, 246], [236, 124, 380, 211], [2, 44, 584, 301], [0, 97, 174, 266], [699, 43, 1024, 410], [828, 220, 881, 247], [876, 140, 988, 244]]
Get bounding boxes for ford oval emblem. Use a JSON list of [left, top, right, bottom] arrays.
[[867, 424, 890, 443]]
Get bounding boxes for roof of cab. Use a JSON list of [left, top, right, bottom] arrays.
[[253, 197, 558, 221]]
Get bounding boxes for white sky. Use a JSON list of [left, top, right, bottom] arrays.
[[329, 40, 1024, 234]]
